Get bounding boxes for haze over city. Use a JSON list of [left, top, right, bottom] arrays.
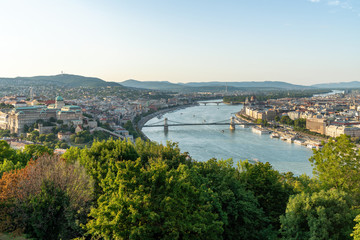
[[0, 0, 359, 85]]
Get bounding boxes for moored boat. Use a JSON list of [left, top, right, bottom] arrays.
[[270, 132, 280, 138], [252, 127, 271, 135]]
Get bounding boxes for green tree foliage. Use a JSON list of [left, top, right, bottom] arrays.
[[294, 118, 306, 130], [124, 120, 139, 138], [352, 215, 360, 240], [223, 89, 329, 103], [63, 139, 139, 198], [69, 130, 112, 144], [196, 159, 272, 239], [0, 140, 30, 177], [81, 140, 278, 239], [310, 134, 360, 200], [280, 189, 357, 240], [238, 161, 293, 230], [134, 139, 189, 168], [87, 158, 223, 240], [281, 172, 322, 195], [280, 116, 294, 126], [22, 144, 53, 160], [22, 181, 70, 240]]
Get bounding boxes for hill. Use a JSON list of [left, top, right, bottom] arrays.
[[311, 81, 360, 89], [183, 81, 312, 89], [121, 79, 312, 91], [121, 79, 186, 91], [0, 74, 122, 87]]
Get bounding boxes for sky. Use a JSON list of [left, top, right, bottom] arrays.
[[0, 0, 359, 85]]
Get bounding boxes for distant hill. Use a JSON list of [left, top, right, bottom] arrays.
[[121, 79, 185, 91], [182, 81, 311, 90], [121, 79, 312, 91], [0, 74, 122, 87], [311, 81, 360, 89]]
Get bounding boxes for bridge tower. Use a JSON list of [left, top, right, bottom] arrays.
[[164, 118, 169, 132], [230, 116, 235, 130]]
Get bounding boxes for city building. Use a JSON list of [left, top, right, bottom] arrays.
[[0, 96, 82, 134]]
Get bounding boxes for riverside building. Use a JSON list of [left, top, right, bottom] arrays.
[[0, 96, 82, 134]]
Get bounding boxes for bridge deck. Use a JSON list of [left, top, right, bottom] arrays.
[[143, 123, 260, 127]]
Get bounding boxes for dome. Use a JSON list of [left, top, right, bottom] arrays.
[[56, 96, 64, 101]]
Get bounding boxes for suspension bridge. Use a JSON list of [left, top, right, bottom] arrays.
[[197, 101, 223, 106], [143, 117, 261, 131]]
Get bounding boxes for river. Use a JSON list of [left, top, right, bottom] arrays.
[[142, 102, 314, 176]]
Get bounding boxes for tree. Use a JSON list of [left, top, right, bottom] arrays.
[[23, 124, 29, 133], [238, 161, 293, 231], [0, 141, 29, 177], [135, 139, 189, 168], [49, 117, 56, 122], [22, 144, 53, 160], [352, 215, 360, 240], [196, 159, 272, 239], [86, 158, 223, 240], [0, 155, 93, 238], [309, 134, 360, 200], [280, 116, 294, 125], [294, 118, 306, 130], [63, 139, 139, 199], [22, 181, 70, 240], [280, 189, 357, 240]]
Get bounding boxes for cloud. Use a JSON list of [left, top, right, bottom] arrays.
[[326, 0, 359, 16], [306, 0, 360, 17], [328, 0, 340, 5]]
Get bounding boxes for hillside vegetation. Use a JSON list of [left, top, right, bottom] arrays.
[[0, 74, 121, 87], [0, 135, 360, 239]]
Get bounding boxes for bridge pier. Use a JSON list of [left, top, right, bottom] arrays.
[[164, 118, 169, 132], [230, 116, 235, 130]]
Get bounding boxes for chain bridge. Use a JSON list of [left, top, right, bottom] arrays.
[[197, 101, 223, 106], [143, 117, 261, 131]]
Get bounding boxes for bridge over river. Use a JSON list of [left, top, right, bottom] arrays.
[[143, 117, 261, 131], [197, 101, 223, 106]]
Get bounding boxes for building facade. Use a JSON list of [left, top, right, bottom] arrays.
[[0, 96, 82, 134]]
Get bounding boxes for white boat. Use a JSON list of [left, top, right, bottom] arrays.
[[270, 132, 280, 138], [307, 144, 316, 149], [252, 127, 271, 135], [294, 140, 304, 145], [287, 137, 295, 143]]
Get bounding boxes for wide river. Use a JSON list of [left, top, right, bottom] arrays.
[[143, 102, 313, 175]]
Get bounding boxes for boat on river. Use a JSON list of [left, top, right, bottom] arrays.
[[270, 132, 280, 138], [252, 127, 271, 135]]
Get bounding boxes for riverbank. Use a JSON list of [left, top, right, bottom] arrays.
[[235, 111, 327, 150]]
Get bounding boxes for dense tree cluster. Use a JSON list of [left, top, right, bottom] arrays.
[[1, 135, 360, 239], [223, 89, 330, 103]]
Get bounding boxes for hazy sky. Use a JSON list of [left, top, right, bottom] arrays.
[[0, 0, 359, 85]]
